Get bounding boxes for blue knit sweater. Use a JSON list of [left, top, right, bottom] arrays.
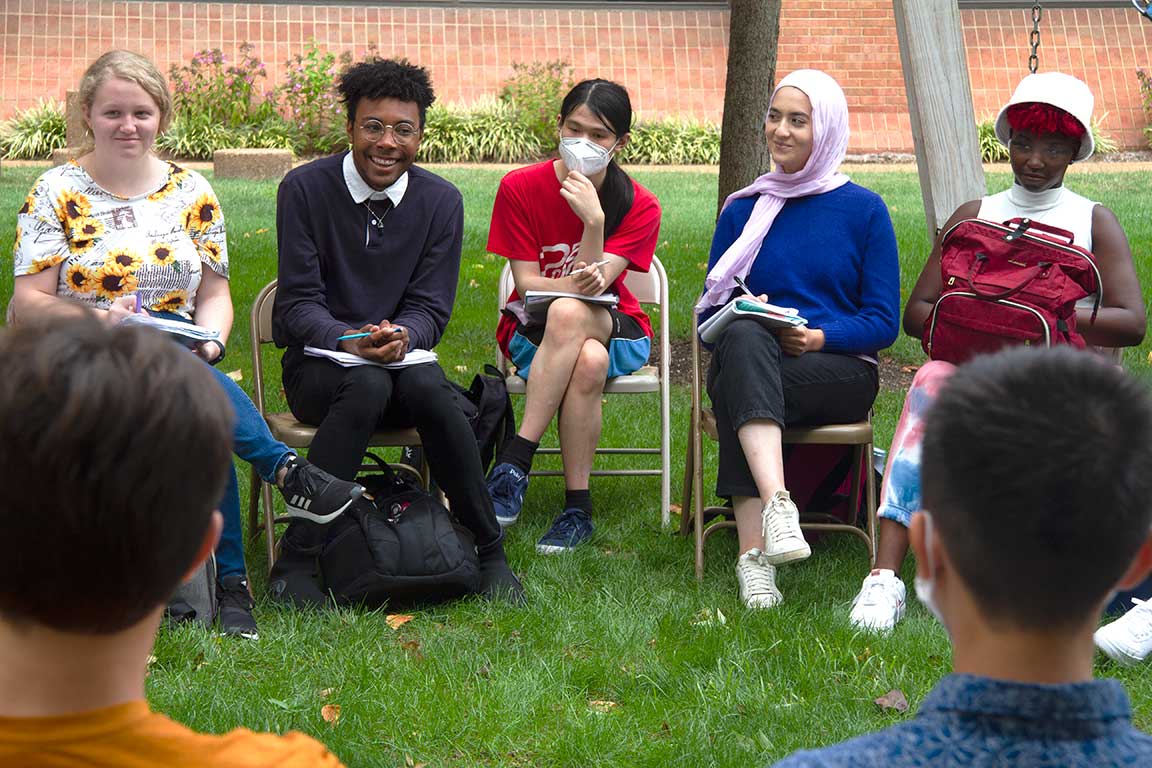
[[700, 182, 900, 355]]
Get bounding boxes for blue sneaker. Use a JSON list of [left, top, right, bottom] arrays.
[[487, 462, 529, 527], [536, 508, 594, 554]]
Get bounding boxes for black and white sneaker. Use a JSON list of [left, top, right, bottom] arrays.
[[217, 574, 259, 640], [279, 457, 364, 524]]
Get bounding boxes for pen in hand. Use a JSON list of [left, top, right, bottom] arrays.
[[732, 275, 755, 297], [337, 327, 403, 342], [134, 293, 142, 314]]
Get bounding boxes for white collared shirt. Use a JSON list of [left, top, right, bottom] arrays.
[[342, 151, 408, 207]]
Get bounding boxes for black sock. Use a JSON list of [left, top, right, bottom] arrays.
[[565, 489, 592, 515], [499, 435, 539, 474]]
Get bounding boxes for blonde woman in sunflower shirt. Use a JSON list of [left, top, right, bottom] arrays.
[[9, 51, 364, 639]]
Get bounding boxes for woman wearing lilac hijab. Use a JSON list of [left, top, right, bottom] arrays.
[[697, 69, 900, 609]]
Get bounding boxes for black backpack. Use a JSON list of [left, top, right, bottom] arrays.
[[319, 457, 481, 608], [451, 364, 516, 473]]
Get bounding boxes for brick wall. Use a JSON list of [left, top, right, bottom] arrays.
[[2, 1, 1150, 153]]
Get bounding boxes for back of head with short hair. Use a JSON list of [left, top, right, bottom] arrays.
[[338, 58, 436, 127], [922, 347, 1152, 630], [0, 317, 233, 634]]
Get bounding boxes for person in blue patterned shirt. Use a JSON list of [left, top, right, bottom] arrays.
[[775, 346, 1152, 767]]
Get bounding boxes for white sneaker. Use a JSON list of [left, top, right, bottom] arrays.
[[1095, 598, 1152, 667], [736, 549, 783, 609], [761, 490, 811, 565], [849, 569, 907, 632]]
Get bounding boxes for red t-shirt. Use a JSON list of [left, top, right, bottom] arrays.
[[488, 160, 662, 356]]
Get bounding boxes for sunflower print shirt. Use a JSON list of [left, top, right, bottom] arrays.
[[13, 160, 228, 318]]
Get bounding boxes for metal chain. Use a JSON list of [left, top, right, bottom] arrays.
[[1028, 4, 1043, 74]]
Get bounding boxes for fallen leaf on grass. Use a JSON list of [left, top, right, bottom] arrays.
[[691, 607, 727, 627], [401, 639, 424, 660], [900, 365, 920, 374], [669, 503, 682, 516], [874, 689, 909, 712], [468, 279, 480, 288], [319, 688, 335, 699], [454, 365, 469, 373], [255, 228, 268, 235], [386, 613, 414, 630], [225, 369, 243, 382], [588, 699, 618, 713], [321, 704, 341, 724]]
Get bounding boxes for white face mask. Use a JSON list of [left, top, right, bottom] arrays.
[[559, 136, 616, 176], [914, 512, 947, 627]]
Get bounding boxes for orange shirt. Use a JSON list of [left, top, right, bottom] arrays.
[[0, 700, 344, 768]]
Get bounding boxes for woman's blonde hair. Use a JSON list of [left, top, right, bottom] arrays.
[[78, 50, 173, 137]]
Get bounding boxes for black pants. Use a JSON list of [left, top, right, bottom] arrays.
[[706, 319, 879, 498], [282, 347, 501, 547]]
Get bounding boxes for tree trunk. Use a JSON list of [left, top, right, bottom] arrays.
[[716, 0, 783, 215]]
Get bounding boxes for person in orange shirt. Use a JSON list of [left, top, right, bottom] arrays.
[[0, 314, 343, 767]]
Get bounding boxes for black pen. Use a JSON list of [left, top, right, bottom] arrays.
[[733, 274, 755, 297]]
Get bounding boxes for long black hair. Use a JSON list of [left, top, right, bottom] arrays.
[[559, 79, 636, 239]]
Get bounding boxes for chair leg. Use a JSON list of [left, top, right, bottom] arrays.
[[247, 464, 262, 539], [680, 417, 695, 535], [865, 442, 878, 568], [262, 479, 277, 574]]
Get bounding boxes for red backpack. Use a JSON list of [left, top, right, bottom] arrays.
[[923, 217, 1101, 365]]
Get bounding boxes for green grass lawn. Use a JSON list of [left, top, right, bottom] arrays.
[[1, 163, 1150, 767]]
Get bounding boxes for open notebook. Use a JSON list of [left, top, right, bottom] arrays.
[[303, 346, 438, 370], [698, 297, 807, 344]]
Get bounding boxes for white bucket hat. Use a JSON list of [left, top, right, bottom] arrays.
[[994, 72, 1095, 162]]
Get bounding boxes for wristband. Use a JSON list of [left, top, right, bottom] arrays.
[[205, 339, 226, 366]]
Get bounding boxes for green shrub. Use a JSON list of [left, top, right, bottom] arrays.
[[0, 99, 66, 159], [618, 118, 721, 165], [1139, 68, 1152, 150], [499, 61, 572, 150], [169, 43, 272, 128], [1091, 113, 1117, 155], [976, 117, 1009, 163], [279, 42, 351, 155], [421, 98, 544, 163], [155, 113, 238, 160]]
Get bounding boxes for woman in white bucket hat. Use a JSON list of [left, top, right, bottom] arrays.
[[848, 71, 1147, 634]]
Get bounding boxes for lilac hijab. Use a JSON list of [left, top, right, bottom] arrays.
[[697, 69, 851, 313]]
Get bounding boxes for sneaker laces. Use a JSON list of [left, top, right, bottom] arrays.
[[763, 496, 800, 541], [856, 575, 897, 608], [547, 508, 589, 538], [737, 554, 776, 596]]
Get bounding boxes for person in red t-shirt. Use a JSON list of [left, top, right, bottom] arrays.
[[486, 79, 662, 554]]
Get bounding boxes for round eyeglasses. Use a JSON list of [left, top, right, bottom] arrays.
[[358, 120, 421, 144]]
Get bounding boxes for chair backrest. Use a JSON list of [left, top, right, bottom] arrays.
[[248, 280, 278, 415]]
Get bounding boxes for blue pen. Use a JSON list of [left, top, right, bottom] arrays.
[[134, 293, 142, 314], [337, 327, 403, 341]]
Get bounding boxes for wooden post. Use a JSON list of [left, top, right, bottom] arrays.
[[892, 0, 985, 236], [65, 91, 86, 148]]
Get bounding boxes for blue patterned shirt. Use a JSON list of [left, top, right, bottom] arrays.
[[774, 674, 1152, 767]]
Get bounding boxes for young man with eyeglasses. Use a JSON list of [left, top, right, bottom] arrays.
[[272, 58, 523, 606]]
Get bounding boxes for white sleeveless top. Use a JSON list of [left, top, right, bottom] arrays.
[[977, 184, 1098, 251]]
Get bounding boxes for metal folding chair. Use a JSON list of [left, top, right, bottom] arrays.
[[496, 257, 673, 527], [679, 329, 877, 579]]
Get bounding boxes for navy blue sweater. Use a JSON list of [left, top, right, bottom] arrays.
[[273, 154, 465, 352], [700, 182, 900, 355]]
